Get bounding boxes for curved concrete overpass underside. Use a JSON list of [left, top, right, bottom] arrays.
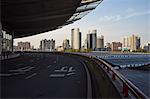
[[2, 0, 81, 38], [2, 0, 103, 38]]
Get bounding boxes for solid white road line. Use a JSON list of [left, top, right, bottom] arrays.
[[25, 73, 37, 79], [0, 74, 12, 76], [23, 67, 35, 72], [66, 72, 75, 76], [49, 74, 65, 77], [80, 60, 92, 98]]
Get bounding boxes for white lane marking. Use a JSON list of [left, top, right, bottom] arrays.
[[49, 74, 65, 77], [66, 72, 75, 76], [0, 74, 12, 76], [80, 61, 92, 98], [25, 73, 37, 79], [47, 65, 51, 68], [9, 66, 35, 72], [23, 67, 35, 72], [68, 67, 75, 72], [54, 69, 68, 72], [61, 66, 68, 71], [9, 66, 31, 72], [54, 66, 68, 72], [12, 72, 25, 75]]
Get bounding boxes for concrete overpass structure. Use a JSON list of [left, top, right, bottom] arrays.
[[2, 0, 103, 38]]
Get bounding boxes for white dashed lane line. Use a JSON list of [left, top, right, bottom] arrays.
[[66, 72, 75, 76], [25, 73, 37, 79], [49, 74, 65, 77], [9, 66, 31, 72], [47, 65, 52, 68]]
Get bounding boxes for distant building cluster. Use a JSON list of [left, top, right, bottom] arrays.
[[123, 35, 141, 51], [14, 28, 149, 53], [14, 41, 34, 51], [70, 28, 105, 51], [68, 28, 149, 52], [40, 39, 55, 51]]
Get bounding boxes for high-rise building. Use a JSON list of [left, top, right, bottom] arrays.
[[111, 42, 122, 51], [63, 39, 70, 50], [105, 42, 111, 51], [136, 36, 140, 50], [97, 35, 104, 48], [1, 31, 13, 52], [143, 43, 150, 52], [17, 42, 31, 51], [71, 28, 81, 50], [87, 29, 97, 50], [123, 36, 131, 51], [40, 39, 55, 51], [123, 35, 141, 51], [83, 39, 88, 49]]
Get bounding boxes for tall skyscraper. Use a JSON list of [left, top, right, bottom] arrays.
[[63, 39, 69, 50], [71, 28, 81, 50], [97, 35, 104, 49], [87, 29, 97, 50]]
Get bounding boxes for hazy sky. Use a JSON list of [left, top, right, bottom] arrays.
[[14, 0, 150, 48]]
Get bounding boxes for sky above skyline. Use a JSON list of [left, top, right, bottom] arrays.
[[14, 0, 150, 48]]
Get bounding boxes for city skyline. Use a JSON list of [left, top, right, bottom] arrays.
[[14, 31, 149, 52], [14, 0, 149, 48], [14, 28, 148, 50]]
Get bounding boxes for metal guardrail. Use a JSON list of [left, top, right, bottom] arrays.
[[74, 53, 149, 99], [94, 57, 149, 99]]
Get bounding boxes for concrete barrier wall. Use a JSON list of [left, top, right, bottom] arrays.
[[0, 53, 20, 60]]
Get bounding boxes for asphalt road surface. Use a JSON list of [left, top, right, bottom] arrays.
[[1, 53, 91, 98]]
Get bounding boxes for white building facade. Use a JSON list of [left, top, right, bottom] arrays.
[[71, 28, 81, 50]]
